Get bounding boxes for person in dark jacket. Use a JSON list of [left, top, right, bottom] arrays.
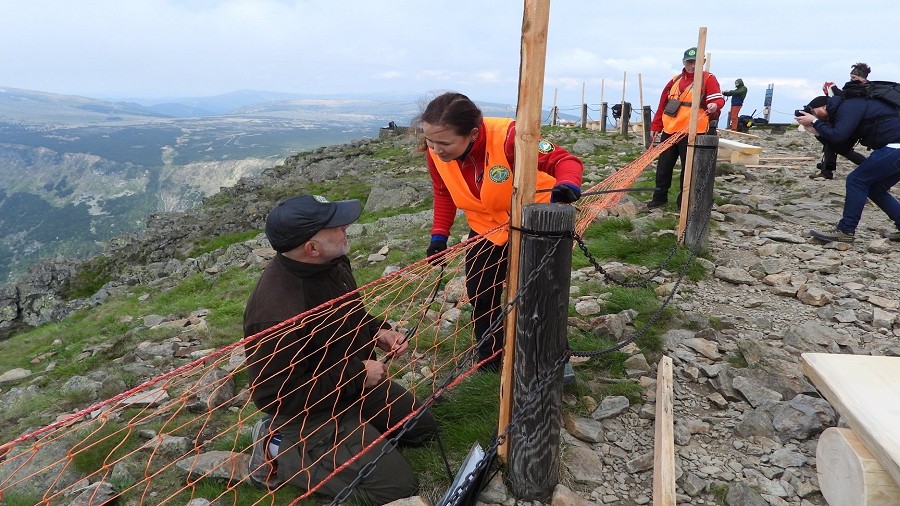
[[243, 194, 436, 503], [797, 95, 900, 242], [722, 78, 747, 131], [811, 63, 872, 179]]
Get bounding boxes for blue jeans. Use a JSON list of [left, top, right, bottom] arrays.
[[838, 146, 900, 233]]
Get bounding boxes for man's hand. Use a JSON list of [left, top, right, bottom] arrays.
[[795, 111, 816, 127], [362, 359, 388, 388], [706, 103, 719, 114], [550, 183, 581, 203], [650, 131, 660, 145], [375, 328, 408, 356]]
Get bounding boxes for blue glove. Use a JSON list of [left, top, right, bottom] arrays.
[[426, 235, 448, 264], [550, 183, 581, 203]]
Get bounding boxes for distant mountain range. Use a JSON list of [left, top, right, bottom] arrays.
[[0, 86, 573, 283]]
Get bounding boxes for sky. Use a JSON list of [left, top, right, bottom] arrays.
[[2, 0, 898, 124]]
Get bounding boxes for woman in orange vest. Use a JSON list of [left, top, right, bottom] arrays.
[[416, 92, 584, 370], [646, 47, 725, 209]]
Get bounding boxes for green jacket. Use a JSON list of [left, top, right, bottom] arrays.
[[723, 79, 747, 106]]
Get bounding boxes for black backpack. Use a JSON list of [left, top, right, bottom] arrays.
[[842, 80, 900, 112]]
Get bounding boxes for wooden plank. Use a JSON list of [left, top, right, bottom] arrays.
[[718, 138, 763, 154], [744, 165, 800, 169], [499, 0, 550, 464], [801, 353, 900, 488], [760, 157, 815, 161], [717, 128, 761, 140], [730, 152, 760, 165], [817, 427, 900, 505], [652, 356, 676, 505]]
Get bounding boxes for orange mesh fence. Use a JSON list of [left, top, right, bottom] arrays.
[[0, 131, 682, 505]]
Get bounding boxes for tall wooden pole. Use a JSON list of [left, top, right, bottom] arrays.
[[498, 0, 550, 462], [676, 27, 708, 242]]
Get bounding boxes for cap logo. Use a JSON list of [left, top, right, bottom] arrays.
[[313, 195, 330, 203], [538, 139, 555, 154], [686, 49, 696, 58], [488, 166, 511, 183]]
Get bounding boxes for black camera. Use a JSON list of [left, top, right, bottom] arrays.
[[794, 105, 812, 117]]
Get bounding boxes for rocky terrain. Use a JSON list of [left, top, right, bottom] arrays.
[[539, 128, 900, 506], [2, 124, 897, 505]]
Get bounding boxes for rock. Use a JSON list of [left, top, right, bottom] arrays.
[[591, 396, 630, 420]]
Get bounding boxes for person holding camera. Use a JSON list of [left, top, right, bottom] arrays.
[[722, 78, 748, 131], [646, 47, 725, 209], [797, 94, 900, 243], [416, 92, 584, 371], [809, 63, 871, 179]]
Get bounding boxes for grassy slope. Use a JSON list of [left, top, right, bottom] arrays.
[[0, 127, 709, 504]]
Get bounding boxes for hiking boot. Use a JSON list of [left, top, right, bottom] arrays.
[[810, 227, 855, 243], [248, 417, 282, 490], [881, 230, 900, 241], [646, 200, 667, 210], [808, 171, 833, 180]]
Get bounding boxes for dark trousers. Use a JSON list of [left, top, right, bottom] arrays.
[[818, 137, 867, 173], [464, 235, 508, 364], [838, 146, 900, 233], [276, 380, 437, 505], [652, 132, 690, 205]]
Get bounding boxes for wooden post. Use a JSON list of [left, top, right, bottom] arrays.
[[600, 79, 607, 133], [619, 71, 627, 134], [580, 82, 587, 128], [677, 27, 708, 242], [498, 0, 550, 463], [642, 105, 653, 149], [620, 101, 631, 136], [652, 356, 676, 505], [600, 102, 608, 133], [682, 134, 717, 252], [551, 88, 558, 126], [507, 203, 574, 501], [817, 427, 900, 506]]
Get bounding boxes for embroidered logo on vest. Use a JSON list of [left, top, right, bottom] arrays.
[[538, 139, 555, 154], [488, 166, 511, 183]]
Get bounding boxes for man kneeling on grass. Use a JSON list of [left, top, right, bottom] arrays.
[[243, 194, 437, 504]]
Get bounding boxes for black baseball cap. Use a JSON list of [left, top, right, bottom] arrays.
[[265, 195, 361, 252], [806, 96, 829, 109]]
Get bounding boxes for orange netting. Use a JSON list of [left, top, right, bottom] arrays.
[[0, 131, 684, 505]]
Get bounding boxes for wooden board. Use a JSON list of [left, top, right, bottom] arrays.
[[717, 129, 761, 140], [759, 157, 815, 161], [801, 353, 900, 488], [652, 356, 676, 506], [744, 165, 800, 169], [718, 138, 763, 154], [817, 427, 900, 505]]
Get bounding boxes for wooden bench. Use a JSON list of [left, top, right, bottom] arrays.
[[717, 138, 763, 165], [801, 353, 900, 505]]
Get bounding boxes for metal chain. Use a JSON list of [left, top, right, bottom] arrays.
[[574, 232, 680, 288], [571, 140, 715, 358]]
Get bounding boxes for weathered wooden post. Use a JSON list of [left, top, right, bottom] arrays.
[[683, 134, 718, 252], [600, 102, 608, 133], [642, 105, 653, 149], [507, 203, 574, 501], [619, 101, 631, 136], [580, 82, 587, 128]]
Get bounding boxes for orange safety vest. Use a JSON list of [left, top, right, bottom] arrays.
[[430, 117, 555, 245], [662, 74, 710, 134]]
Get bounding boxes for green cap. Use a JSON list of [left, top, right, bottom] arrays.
[[683, 47, 697, 61]]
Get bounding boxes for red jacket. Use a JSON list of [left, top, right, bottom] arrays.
[[427, 120, 584, 238], [650, 68, 725, 133]]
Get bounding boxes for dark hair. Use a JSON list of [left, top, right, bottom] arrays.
[[850, 62, 871, 79], [416, 92, 483, 136]]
